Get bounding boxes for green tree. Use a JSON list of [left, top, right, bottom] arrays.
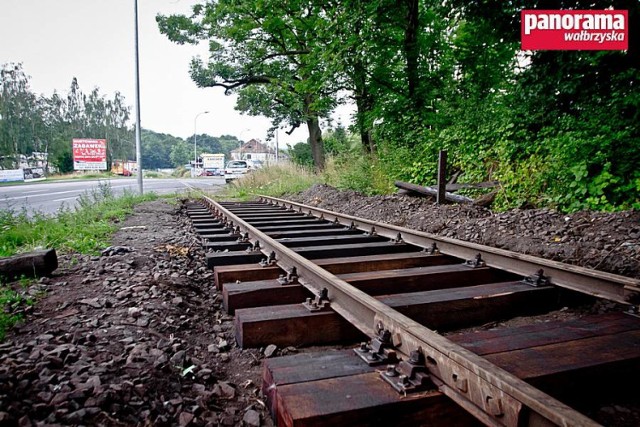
[[157, 0, 337, 169], [170, 140, 192, 167], [287, 142, 313, 168], [0, 63, 39, 167]]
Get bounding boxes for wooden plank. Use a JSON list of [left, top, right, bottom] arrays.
[[276, 372, 479, 427], [437, 150, 447, 204], [449, 312, 639, 354], [199, 234, 240, 242], [240, 215, 309, 222], [265, 228, 363, 239], [203, 241, 252, 251], [257, 223, 341, 232], [337, 264, 515, 296], [205, 251, 265, 269], [485, 329, 640, 379], [0, 248, 58, 280], [395, 181, 473, 204], [188, 214, 216, 219], [378, 282, 558, 331], [191, 218, 222, 223], [262, 350, 375, 417], [234, 304, 364, 348], [197, 229, 234, 236], [448, 313, 640, 407], [248, 218, 324, 227], [214, 264, 282, 290], [236, 211, 305, 218], [316, 252, 460, 275], [223, 280, 312, 314], [279, 234, 387, 248], [193, 222, 225, 230], [295, 242, 421, 260]]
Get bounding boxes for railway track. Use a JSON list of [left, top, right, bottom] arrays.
[[186, 196, 640, 427]]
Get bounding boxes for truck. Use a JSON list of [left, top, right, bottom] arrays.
[[200, 153, 225, 176], [111, 160, 137, 176]]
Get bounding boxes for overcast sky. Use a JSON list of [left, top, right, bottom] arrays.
[[0, 0, 350, 145]]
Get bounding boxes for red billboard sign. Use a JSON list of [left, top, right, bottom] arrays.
[[72, 138, 107, 171], [521, 10, 628, 51]]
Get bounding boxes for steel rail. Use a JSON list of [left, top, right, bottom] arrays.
[[260, 195, 640, 306], [202, 196, 600, 427]]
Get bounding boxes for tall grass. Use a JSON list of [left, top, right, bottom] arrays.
[[0, 182, 158, 257], [322, 154, 395, 196], [221, 163, 321, 200]]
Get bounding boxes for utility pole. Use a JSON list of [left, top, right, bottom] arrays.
[[134, 0, 143, 194]]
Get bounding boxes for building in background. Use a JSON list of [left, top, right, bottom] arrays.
[[230, 139, 278, 164]]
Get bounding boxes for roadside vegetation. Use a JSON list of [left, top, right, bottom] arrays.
[[0, 183, 158, 257], [158, 1, 638, 213], [220, 163, 320, 200], [0, 183, 159, 339]]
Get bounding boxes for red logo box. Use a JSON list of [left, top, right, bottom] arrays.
[[521, 10, 628, 50]]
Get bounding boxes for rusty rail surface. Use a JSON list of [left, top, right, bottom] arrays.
[[201, 195, 605, 427]]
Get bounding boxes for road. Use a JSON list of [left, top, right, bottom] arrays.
[[0, 177, 225, 216]]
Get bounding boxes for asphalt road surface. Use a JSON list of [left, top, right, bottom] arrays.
[[0, 177, 224, 216]]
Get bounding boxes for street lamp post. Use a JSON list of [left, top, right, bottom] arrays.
[[134, 0, 143, 194], [193, 111, 209, 177]]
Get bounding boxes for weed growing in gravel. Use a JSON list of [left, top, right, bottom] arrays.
[[0, 285, 31, 341], [0, 185, 158, 257], [221, 163, 320, 200]]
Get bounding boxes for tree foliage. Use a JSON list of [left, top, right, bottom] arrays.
[[158, 0, 336, 169], [0, 63, 134, 173]]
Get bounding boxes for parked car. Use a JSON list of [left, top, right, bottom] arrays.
[[224, 160, 251, 183]]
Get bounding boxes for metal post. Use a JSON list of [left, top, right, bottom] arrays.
[[134, 0, 143, 194], [436, 150, 447, 205], [275, 129, 279, 163]]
